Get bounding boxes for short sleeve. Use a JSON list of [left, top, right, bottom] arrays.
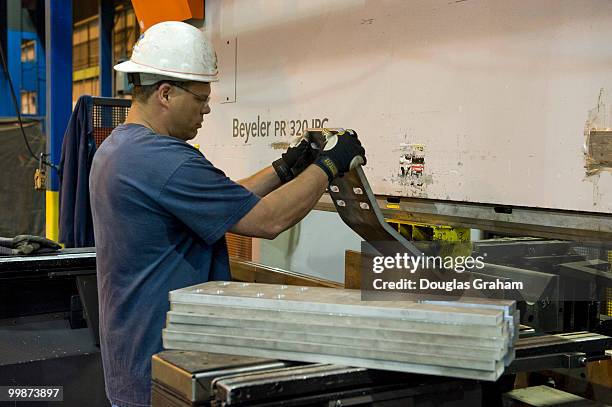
[[158, 157, 260, 244]]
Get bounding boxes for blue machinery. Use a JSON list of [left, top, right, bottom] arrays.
[[0, 1, 45, 117], [44, 0, 72, 239], [1, 0, 114, 240]]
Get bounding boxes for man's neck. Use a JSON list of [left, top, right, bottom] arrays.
[[125, 104, 168, 135]]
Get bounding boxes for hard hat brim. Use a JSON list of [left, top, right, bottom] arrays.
[[114, 60, 219, 83]]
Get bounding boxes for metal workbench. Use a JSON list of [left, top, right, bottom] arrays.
[[151, 330, 612, 406], [0, 248, 107, 406]]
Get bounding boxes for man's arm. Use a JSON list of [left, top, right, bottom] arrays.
[[231, 165, 328, 239], [231, 129, 366, 240], [237, 166, 282, 197], [238, 138, 319, 197]]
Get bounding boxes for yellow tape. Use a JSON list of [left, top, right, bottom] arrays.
[[73, 66, 100, 82], [45, 190, 59, 242]]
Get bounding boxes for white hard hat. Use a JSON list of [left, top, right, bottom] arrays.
[[114, 21, 218, 84]]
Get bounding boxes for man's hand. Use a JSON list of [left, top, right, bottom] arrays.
[[314, 129, 366, 182], [272, 138, 319, 183]]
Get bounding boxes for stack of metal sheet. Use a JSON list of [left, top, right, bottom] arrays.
[[163, 282, 518, 381]]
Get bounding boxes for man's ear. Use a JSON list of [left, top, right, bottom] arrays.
[[157, 83, 172, 105]]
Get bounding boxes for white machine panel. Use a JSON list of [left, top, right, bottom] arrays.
[[194, 0, 612, 213]]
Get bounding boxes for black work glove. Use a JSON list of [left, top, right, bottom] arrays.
[[272, 138, 319, 183], [314, 129, 366, 182], [0, 235, 61, 255]]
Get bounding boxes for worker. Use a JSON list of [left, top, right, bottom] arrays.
[[89, 21, 366, 407]]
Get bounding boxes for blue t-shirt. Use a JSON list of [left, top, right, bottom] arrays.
[[89, 124, 259, 407]]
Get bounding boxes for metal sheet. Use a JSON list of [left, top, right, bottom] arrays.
[[316, 195, 612, 241], [420, 298, 519, 341], [327, 166, 422, 258], [169, 302, 508, 339], [421, 296, 516, 317], [197, 0, 612, 214], [503, 385, 599, 406], [163, 339, 504, 381], [163, 330, 501, 372], [167, 282, 517, 380], [165, 321, 507, 360], [166, 311, 509, 351], [169, 282, 505, 326]]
